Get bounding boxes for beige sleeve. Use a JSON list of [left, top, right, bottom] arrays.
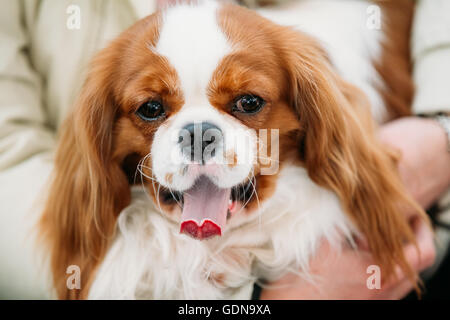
[[0, 1, 55, 297], [0, 0, 55, 171], [412, 0, 450, 115]]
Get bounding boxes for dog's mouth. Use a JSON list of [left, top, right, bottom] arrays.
[[160, 175, 254, 240]]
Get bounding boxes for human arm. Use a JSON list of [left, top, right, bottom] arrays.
[[0, 0, 55, 171]]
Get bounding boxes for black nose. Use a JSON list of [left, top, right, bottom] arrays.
[[178, 122, 222, 164]]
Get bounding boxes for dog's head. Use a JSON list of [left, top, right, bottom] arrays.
[[78, 2, 305, 239], [42, 2, 424, 298]]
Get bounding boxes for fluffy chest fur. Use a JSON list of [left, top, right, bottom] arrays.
[[89, 165, 352, 299]]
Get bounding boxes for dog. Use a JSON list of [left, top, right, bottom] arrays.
[[40, 0, 425, 299]]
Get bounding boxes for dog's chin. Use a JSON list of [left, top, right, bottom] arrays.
[[157, 174, 256, 241]]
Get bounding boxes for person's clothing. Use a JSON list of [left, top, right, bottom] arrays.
[[0, 0, 158, 299], [0, 0, 448, 299], [412, 0, 450, 115], [411, 0, 450, 278]]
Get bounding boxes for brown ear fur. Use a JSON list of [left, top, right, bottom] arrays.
[[40, 49, 131, 299], [374, 0, 415, 119], [282, 30, 427, 288]]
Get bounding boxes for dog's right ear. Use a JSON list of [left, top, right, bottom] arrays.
[[40, 13, 164, 299], [40, 46, 131, 299]]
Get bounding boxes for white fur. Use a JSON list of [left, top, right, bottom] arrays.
[[156, 1, 230, 102], [152, 1, 256, 193], [89, 165, 354, 299]]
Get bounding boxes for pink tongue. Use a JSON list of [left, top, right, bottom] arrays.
[[180, 175, 231, 240]]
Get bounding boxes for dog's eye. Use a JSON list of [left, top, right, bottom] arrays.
[[136, 100, 165, 121], [233, 95, 265, 114]]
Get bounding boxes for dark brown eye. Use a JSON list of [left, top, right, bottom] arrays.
[[136, 100, 165, 121], [233, 95, 265, 114]]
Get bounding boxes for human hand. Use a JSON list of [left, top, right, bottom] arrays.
[[378, 116, 450, 209], [261, 116, 446, 299], [260, 217, 435, 299]]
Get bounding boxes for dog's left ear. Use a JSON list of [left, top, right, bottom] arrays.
[[282, 30, 427, 287]]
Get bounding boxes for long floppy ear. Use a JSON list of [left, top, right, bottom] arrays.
[[40, 49, 130, 299], [283, 32, 427, 287]]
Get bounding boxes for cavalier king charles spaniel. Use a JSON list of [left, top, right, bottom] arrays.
[[40, 0, 426, 299]]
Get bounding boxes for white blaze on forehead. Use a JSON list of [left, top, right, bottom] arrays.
[[150, 2, 255, 195], [155, 2, 231, 103]]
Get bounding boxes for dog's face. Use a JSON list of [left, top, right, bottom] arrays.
[[108, 3, 303, 239]]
